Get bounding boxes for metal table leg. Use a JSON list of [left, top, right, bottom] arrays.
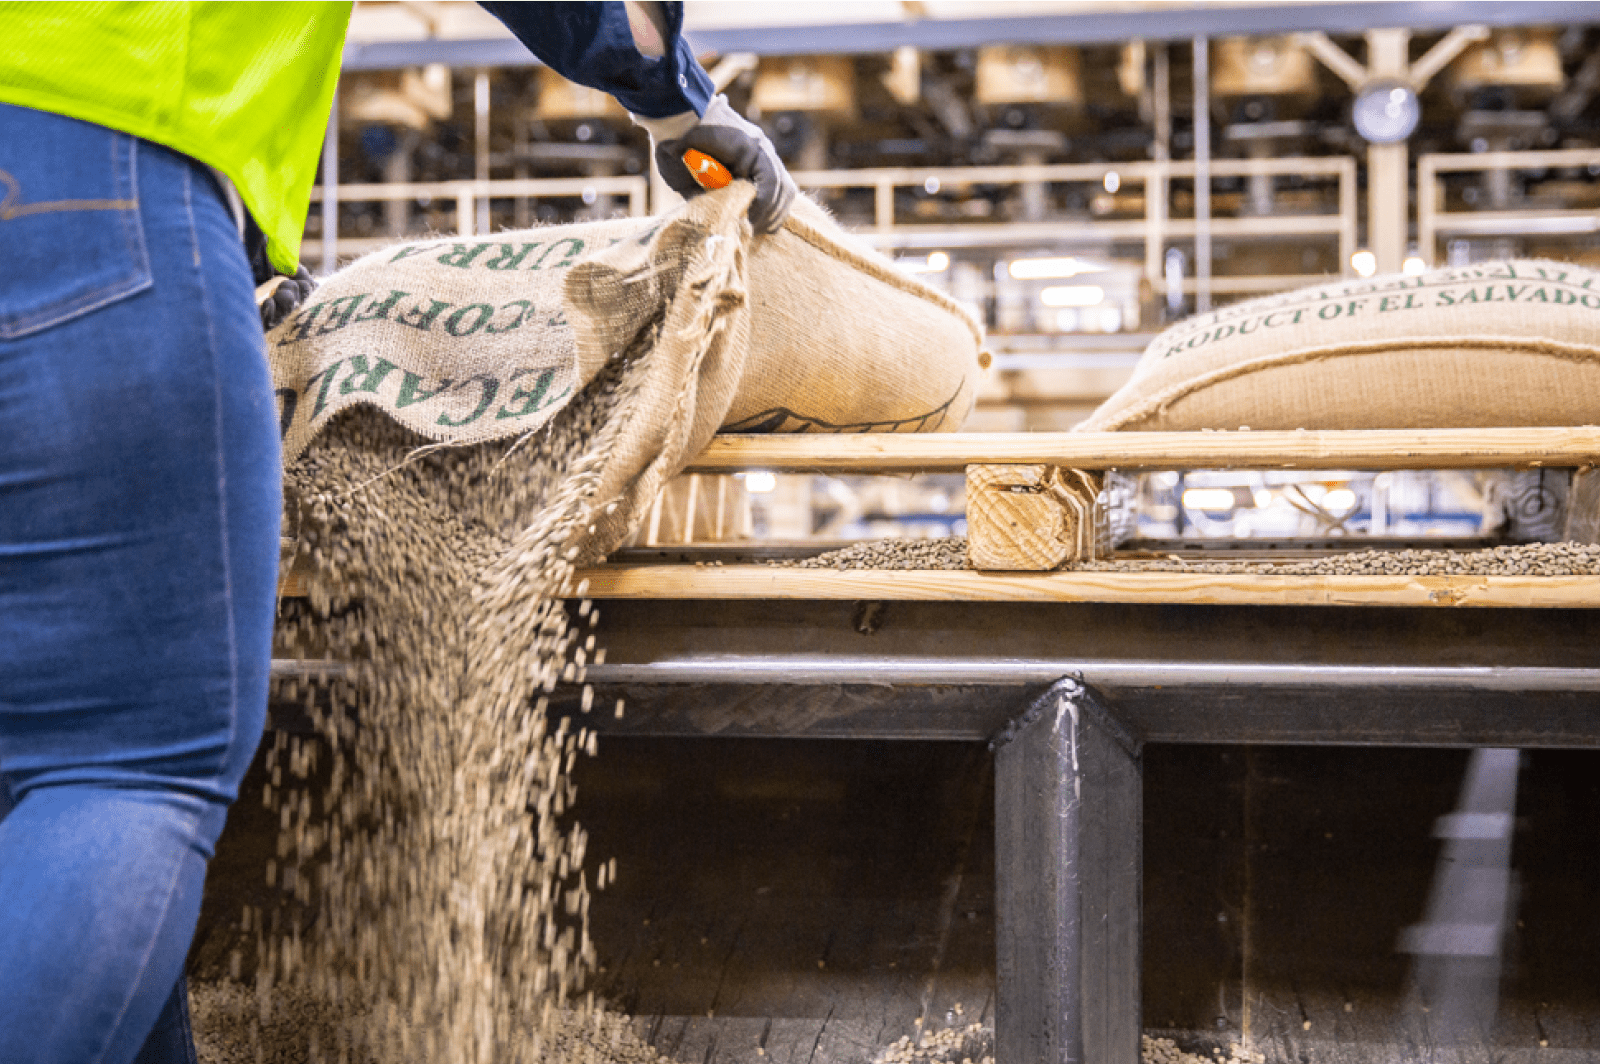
[[994, 680, 1143, 1064]]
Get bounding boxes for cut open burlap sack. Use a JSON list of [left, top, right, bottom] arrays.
[[263, 190, 990, 1061], [268, 185, 985, 552], [1082, 259, 1600, 432]]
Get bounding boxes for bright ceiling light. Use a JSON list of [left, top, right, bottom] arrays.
[[1008, 256, 1106, 280], [1040, 284, 1105, 307], [1402, 255, 1427, 275], [743, 471, 777, 493], [1103, 170, 1121, 194], [1351, 250, 1377, 278], [1352, 78, 1421, 144], [897, 252, 949, 274], [1182, 488, 1237, 512]]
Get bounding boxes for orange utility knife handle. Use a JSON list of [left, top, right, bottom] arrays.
[[682, 148, 732, 190]]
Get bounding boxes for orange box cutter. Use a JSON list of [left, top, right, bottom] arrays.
[[682, 149, 732, 190]]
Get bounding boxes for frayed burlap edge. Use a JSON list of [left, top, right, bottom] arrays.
[[532, 185, 755, 562], [580, 194, 753, 557]]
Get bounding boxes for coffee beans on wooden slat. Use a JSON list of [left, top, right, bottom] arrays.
[[783, 537, 970, 571], [786, 538, 1600, 577], [1078, 540, 1600, 577]]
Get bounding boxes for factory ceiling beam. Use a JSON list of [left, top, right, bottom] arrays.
[[340, 2, 1600, 70]]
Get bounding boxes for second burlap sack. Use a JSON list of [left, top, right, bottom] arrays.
[[1082, 260, 1600, 431]]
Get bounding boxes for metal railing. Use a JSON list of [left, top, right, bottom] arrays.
[[787, 155, 1358, 301], [1417, 148, 1600, 264], [307, 174, 650, 262], [307, 156, 1356, 300]]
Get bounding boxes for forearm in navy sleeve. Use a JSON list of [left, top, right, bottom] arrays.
[[479, 1, 714, 118]]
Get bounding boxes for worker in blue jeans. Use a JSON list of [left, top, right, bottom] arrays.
[[0, 4, 793, 1062]]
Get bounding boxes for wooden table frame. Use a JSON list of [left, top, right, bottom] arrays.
[[573, 427, 1600, 1063], [274, 426, 1600, 1063]]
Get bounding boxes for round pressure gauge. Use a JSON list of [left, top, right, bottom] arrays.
[[1352, 78, 1421, 144]]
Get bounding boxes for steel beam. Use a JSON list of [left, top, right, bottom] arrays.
[[993, 681, 1142, 1064], [536, 595, 1600, 745], [689, 2, 1596, 51], [342, 36, 535, 71], [583, 659, 1600, 693], [1147, 42, 1170, 295], [569, 659, 1600, 746], [340, 5, 1600, 70]]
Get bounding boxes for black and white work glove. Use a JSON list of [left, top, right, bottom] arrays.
[[259, 266, 317, 331], [242, 209, 318, 330], [637, 94, 797, 234]]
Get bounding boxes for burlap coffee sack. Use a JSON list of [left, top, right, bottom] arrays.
[[268, 212, 653, 462], [269, 189, 985, 463], [1082, 259, 1600, 432], [729, 194, 986, 433]]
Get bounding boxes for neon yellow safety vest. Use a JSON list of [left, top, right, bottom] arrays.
[[0, 1, 352, 274]]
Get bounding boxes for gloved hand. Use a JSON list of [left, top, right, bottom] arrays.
[[241, 207, 318, 331], [638, 95, 797, 234], [259, 266, 317, 331]]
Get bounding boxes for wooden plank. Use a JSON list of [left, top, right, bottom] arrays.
[[680, 427, 1600, 474], [283, 563, 1600, 609], [569, 565, 1600, 609]]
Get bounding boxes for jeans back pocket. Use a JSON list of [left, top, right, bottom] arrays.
[[0, 103, 153, 340]]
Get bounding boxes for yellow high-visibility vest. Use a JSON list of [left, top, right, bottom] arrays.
[[0, 1, 352, 273]]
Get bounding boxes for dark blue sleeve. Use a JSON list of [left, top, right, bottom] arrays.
[[479, 1, 714, 118]]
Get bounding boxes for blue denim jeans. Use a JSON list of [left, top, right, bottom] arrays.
[[0, 103, 281, 1064]]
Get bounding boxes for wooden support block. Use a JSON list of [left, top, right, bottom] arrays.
[[966, 464, 1105, 571], [967, 465, 1068, 571]]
